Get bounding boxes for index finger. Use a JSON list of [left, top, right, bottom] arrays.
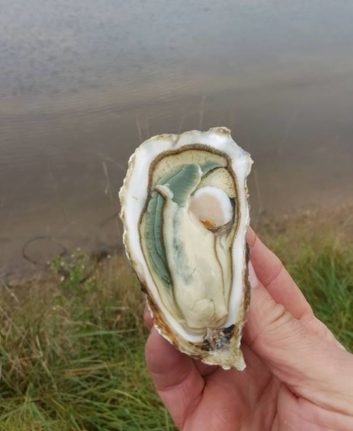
[[247, 227, 312, 320]]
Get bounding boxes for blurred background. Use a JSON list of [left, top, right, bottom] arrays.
[[1, 2, 353, 430], [1, 0, 353, 278]]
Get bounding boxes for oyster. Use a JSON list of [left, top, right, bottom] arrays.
[[119, 127, 253, 370]]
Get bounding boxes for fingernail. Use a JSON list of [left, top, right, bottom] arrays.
[[248, 261, 259, 289]]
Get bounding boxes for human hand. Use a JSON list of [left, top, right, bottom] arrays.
[[144, 229, 353, 430]]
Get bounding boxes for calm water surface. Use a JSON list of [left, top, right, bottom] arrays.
[[1, 0, 353, 277]]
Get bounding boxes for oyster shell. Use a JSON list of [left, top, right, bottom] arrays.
[[119, 127, 253, 370]]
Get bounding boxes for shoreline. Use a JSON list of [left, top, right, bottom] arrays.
[[3, 201, 352, 287]]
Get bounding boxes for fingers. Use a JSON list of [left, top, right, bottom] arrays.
[[247, 228, 344, 349], [247, 227, 313, 320], [144, 305, 153, 329], [245, 284, 308, 366], [145, 329, 204, 428], [245, 283, 353, 414]]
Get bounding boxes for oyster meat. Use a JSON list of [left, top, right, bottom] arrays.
[[119, 127, 253, 370]]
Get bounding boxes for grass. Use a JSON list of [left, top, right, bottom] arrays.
[[0, 209, 352, 430], [0, 254, 174, 430]]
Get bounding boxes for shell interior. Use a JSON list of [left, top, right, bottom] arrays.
[[119, 128, 253, 369]]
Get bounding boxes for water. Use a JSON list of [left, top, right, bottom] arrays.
[[1, 0, 353, 277]]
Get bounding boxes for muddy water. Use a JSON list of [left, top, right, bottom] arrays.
[[1, 0, 353, 277]]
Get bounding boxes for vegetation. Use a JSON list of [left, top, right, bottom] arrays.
[[0, 209, 352, 430]]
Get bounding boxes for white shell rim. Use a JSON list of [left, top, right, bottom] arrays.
[[119, 127, 253, 344]]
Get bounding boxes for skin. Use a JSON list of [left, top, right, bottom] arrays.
[[144, 229, 353, 430]]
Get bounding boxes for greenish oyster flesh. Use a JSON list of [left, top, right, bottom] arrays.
[[119, 128, 253, 370], [140, 148, 236, 332]]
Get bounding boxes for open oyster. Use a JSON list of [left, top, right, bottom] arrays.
[[119, 127, 253, 370]]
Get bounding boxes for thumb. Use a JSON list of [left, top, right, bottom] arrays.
[[244, 279, 353, 414]]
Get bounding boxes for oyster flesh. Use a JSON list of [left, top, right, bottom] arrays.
[[119, 127, 253, 370]]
